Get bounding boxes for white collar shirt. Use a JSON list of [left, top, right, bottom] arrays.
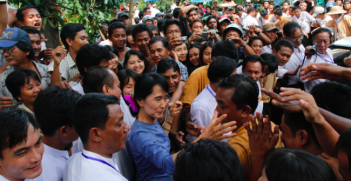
[[243, 15, 259, 29], [64, 149, 127, 181], [262, 45, 272, 54], [301, 48, 334, 93], [283, 44, 305, 85], [187, 84, 218, 143], [292, 11, 315, 34], [26, 144, 69, 181]]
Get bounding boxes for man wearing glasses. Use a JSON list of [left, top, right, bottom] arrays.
[[0, 28, 50, 109]]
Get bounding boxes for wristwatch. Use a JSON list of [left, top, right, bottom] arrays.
[[256, 30, 261, 34]]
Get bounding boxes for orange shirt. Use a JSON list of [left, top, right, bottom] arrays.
[[180, 66, 210, 106], [228, 121, 284, 181]]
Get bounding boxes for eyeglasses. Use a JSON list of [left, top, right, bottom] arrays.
[[166, 30, 181, 35], [291, 35, 304, 41], [1, 46, 16, 54]]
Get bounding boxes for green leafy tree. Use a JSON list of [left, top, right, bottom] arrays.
[[8, 0, 121, 47]]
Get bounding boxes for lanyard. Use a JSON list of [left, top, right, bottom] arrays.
[[317, 53, 334, 64], [82, 153, 120, 173], [206, 86, 215, 98]]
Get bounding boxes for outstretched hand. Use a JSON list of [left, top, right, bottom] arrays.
[[261, 88, 302, 113], [197, 111, 237, 141], [279, 87, 324, 124], [244, 113, 279, 158], [300, 63, 344, 81]]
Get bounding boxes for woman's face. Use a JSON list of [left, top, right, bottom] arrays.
[[202, 46, 212, 65], [139, 85, 169, 119], [189, 47, 200, 66], [123, 78, 135, 96], [126, 55, 145, 75], [174, 43, 188, 62], [108, 54, 119, 71], [19, 78, 43, 105], [251, 39, 263, 56]]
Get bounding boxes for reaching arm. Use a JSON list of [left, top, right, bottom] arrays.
[[300, 63, 350, 81], [170, 81, 185, 103], [319, 108, 351, 134], [50, 46, 66, 85], [279, 88, 340, 157], [179, 5, 198, 17]]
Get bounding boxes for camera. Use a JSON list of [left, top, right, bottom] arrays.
[[307, 43, 317, 55]]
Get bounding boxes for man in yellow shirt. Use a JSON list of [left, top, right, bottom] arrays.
[[181, 40, 239, 137], [215, 74, 283, 181]]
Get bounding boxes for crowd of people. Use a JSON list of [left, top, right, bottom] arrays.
[[1, 0, 351, 180]]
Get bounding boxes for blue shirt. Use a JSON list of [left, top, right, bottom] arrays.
[[128, 119, 175, 181]]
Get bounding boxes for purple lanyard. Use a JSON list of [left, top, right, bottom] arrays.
[[317, 53, 334, 64], [82, 153, 120, 173], [206, 86, 215, 98]]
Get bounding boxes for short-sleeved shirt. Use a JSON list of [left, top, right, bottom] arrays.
[[0, 61, 50, 98], [180, 65, 210, 106], [150, 60, 189, 82], [292, 11, 315, 34], [283, 44, 305, 85], [48, 53, 79, 83], [242, 15, 259, 29], [228, 122, 284, 181]]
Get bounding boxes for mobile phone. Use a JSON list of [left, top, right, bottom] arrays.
[[181, 36, 187, 41], [201, 32, 208, 38]]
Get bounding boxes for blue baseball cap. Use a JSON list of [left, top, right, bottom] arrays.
[[0, 28, 31, 48]]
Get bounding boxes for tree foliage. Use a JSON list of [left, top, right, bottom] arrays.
[[8, 0, 121, 42]]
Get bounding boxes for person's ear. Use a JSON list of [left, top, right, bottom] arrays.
[[59, 126, 68, 138], [89, 128, 102, 143], [298, 130, 309, 146], [102, 85, 110, 95], [66, 38, 73, 47], [167, 47, 172, 55], [241, 106, 252, 119], [136, 99, 144, 108], [272, 49, 277, 54]]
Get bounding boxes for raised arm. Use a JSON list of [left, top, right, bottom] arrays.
[[179, 5, 198, 17]]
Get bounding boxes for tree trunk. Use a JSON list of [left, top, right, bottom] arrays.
[[42, 18, 60, 49]]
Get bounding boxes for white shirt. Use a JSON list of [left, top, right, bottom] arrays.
[[187, 84, 217, 143], [277, 66, 288, 79], [151, 7, 160, 17], [301, 48, 334, 93], [64, 149, 127, 181], [318, 15, 334, 34], [0, 175, 9, 181], [283, 44, 305, 85], [256, 81, 263, 114], [292, 11, 315, 34], [243, 15, 259, 29], [262, 45, 272, 54], [71, 81, 85, 95], [27, 144, 69, 181], [171, 3, 177, 11], [238, 12, 248, 25]]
